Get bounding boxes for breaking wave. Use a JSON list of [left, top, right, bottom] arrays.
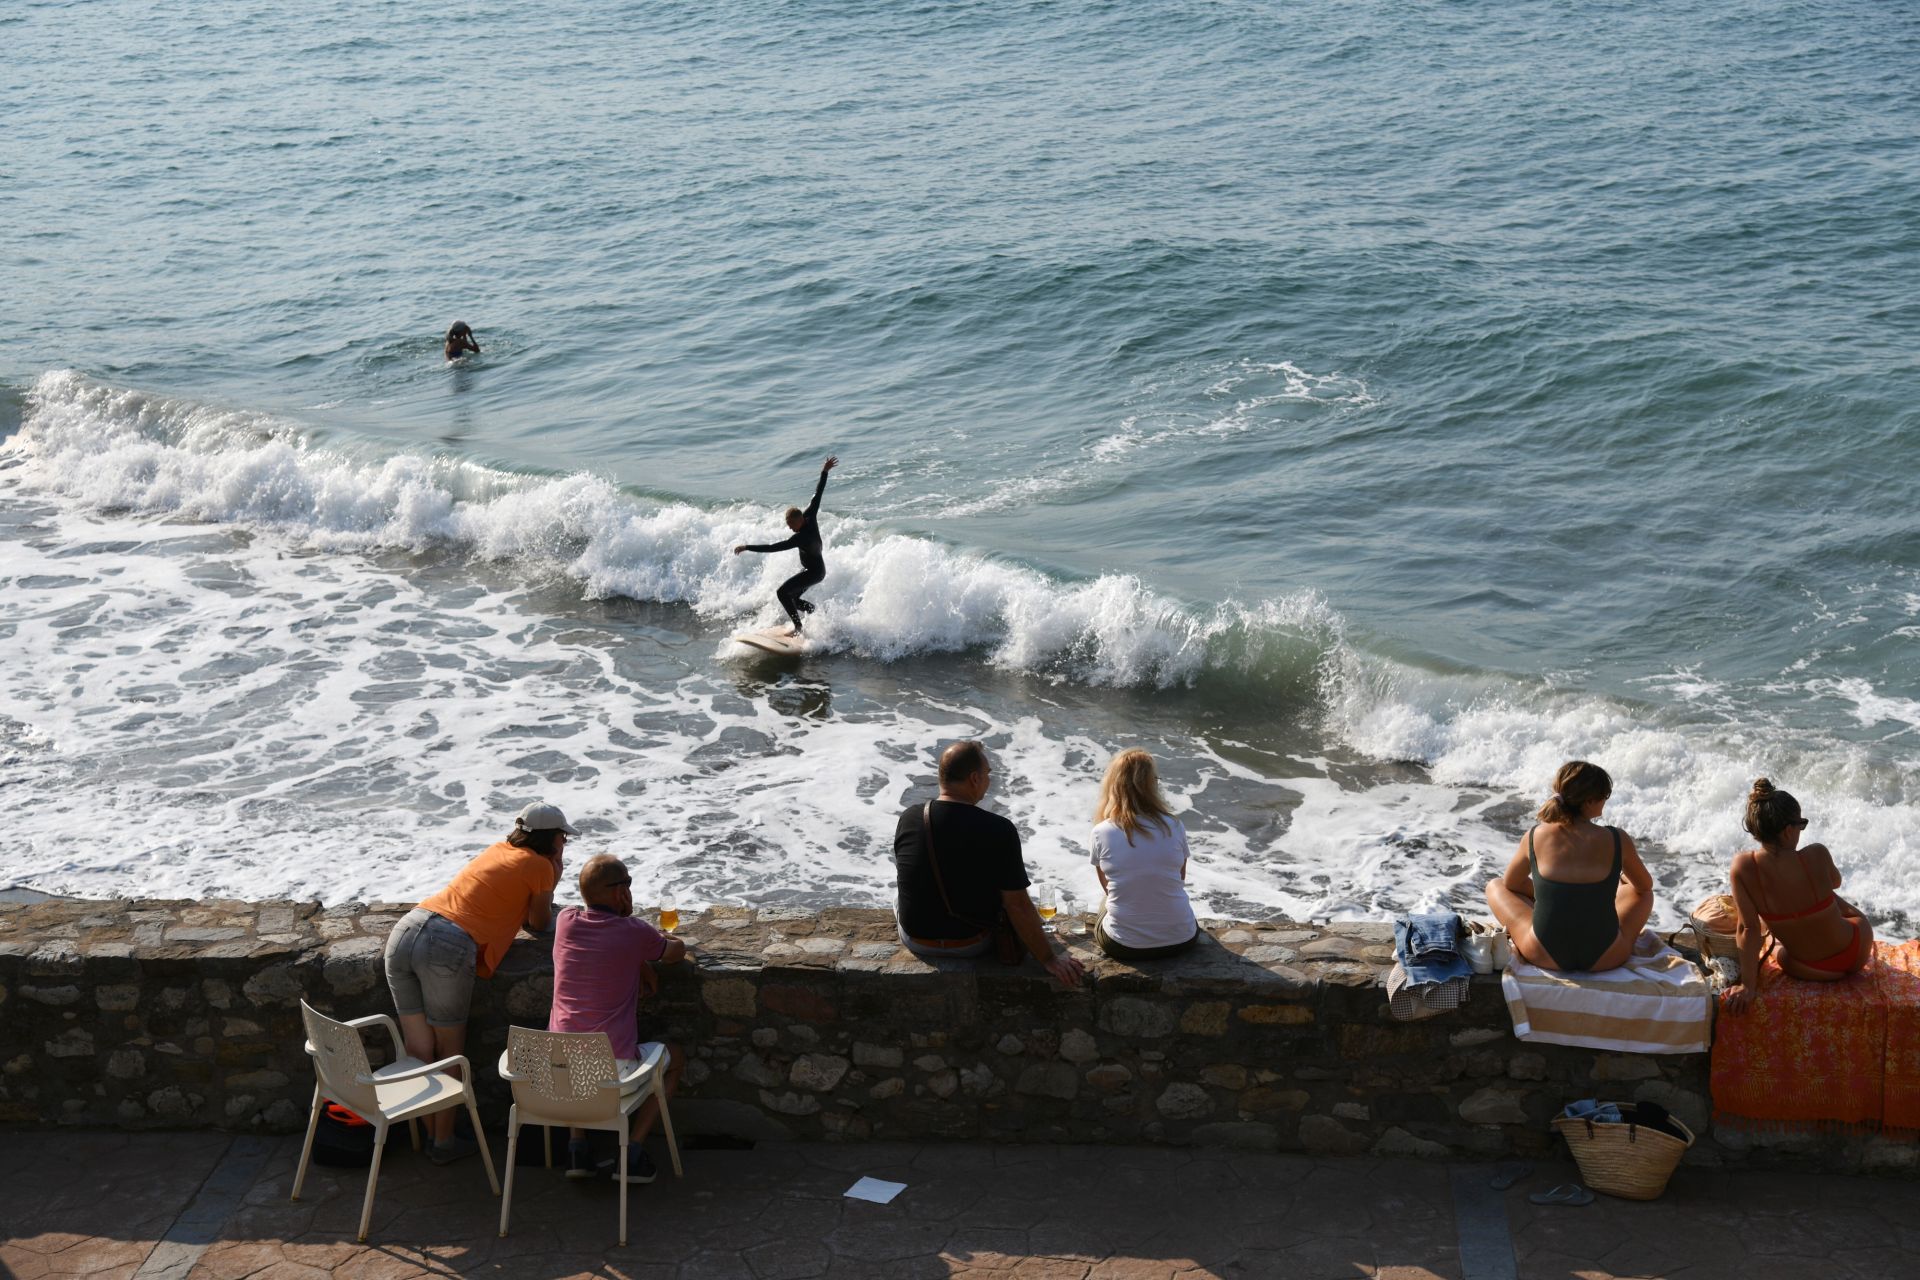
[[4, 370, 1346, 692], [5, 371, 1915, 928]]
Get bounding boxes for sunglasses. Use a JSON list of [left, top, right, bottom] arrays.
[[1786, 817, 1810, 829]]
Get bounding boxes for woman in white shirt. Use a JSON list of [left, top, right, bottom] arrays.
[[1090, 749, 1199, 960]]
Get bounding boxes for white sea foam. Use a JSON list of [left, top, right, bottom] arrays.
[[0, 371, 1343, 907], [1093, 359, 1378, 462], [7, 370, 1339, 691], [0, 498, 1315, 911], [2, 370, 1915, 931], [1813, 677, 1920, 737], [931, 358, 1377, 516]]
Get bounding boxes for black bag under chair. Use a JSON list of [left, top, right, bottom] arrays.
[[310, 1101, 397, 1168]]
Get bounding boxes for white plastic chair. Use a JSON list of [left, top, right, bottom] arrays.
[[291, 1001, 500, 1242], [496, 1027, 683, 1246]]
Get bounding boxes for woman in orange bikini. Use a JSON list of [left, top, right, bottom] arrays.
[[1723, 778, 1874, 1013]]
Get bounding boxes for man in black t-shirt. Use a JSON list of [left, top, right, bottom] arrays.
[[893, 740, 1085, 988]]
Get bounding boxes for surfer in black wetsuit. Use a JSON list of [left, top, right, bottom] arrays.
[[733, 460, 840, 640], [734, 455, 838, 635]]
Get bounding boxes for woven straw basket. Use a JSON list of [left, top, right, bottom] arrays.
[[1552, 1107, 1694, 1201], [1679, 893, 1751, 959]]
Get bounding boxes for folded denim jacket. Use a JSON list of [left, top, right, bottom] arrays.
[[1394, 912, 1474, 986], [1387, 912, 1474, 1021]]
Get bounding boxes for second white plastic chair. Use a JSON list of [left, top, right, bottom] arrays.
[[496, 1027, 682, 1246]]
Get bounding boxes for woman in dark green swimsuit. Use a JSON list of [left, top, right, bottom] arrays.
[[1484, 761, 1656, 972]]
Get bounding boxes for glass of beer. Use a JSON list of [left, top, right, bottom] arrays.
[[1037, 886, 1057, 932], [659, 897, 679, 932]]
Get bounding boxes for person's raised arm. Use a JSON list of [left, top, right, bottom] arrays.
[[1499, 841, 1535, 900], [1089, 828, 1110, 895], [804, 455, 837, 521], [523, 848, 562, 934], [734, 535, 799, 555], [636, 935, 687, 998], [1620, 833, 1654, 895], [525, 889, 555, 935], [1725, 856, 1764, 1015], [1806, 843, 1841, 888], [1003, 889, 1084, 988]]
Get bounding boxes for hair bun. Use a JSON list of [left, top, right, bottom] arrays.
[[1751, 777, 1774, 797]]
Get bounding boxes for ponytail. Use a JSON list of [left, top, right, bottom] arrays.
[[1537, 760, 1612, 824]]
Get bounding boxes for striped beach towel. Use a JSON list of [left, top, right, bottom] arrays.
[[1501, 930, 1712, 1054]]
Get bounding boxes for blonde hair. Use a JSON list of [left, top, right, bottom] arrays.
[[1537, 760, 1612, 825], [1095, 749, 1174, 842]]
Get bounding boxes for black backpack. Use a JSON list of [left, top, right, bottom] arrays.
[[310, 1101, 393, 1168]]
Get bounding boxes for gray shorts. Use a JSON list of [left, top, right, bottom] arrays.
[[383, 908, 477, 1028]]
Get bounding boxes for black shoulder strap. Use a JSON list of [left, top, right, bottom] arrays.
[[921, 801, 989, 932], [1609, 825, 1622, 875]]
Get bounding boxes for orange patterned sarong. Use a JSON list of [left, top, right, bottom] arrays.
[[1711, 940, 1920, 1137], [1879, 941, 1920, 1134]]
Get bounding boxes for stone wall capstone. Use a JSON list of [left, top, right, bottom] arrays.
[[0, 897, 1912, 1175]]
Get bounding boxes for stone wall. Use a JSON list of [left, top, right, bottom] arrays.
[[0, 897, 1911, 1174]]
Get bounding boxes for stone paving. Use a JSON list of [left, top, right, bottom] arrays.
[[0, 1130, 1912, 1279]]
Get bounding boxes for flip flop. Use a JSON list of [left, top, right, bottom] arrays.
[[1528, 1183, 1594, 1206], [1490, 1162, 1533, 1191]]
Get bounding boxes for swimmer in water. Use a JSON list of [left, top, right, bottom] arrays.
[[444, 321, 480, 360], [733, 455, 838, 636]]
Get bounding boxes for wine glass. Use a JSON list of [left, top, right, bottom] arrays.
[[1037, 885, 1058, 933]]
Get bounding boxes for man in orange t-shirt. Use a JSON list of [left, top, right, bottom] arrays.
[[382, 802, 570, 1161]]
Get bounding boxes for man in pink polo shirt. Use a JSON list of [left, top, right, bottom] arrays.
[[549, 854, 687, 1181]]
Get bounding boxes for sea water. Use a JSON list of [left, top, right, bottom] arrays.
[[3, 0, 1916, 929]]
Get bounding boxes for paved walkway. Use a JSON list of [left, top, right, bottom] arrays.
[[0, 1130, 1910, 1279]]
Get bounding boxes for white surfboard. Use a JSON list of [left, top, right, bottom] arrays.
[[731, 626, 808, 656]]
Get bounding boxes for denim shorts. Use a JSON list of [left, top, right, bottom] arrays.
[[383, 908, 477, 1028]]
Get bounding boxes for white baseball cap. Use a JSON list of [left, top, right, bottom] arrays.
[[514, 802, 580, 836]]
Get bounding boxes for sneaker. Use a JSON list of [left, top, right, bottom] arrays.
[[427, 1135, 478, 1165], [598, 1145, 657, 1184], [566, 1140, 596, 1181]]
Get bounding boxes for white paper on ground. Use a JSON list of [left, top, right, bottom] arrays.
[[844, 1176, 907, 1204]]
